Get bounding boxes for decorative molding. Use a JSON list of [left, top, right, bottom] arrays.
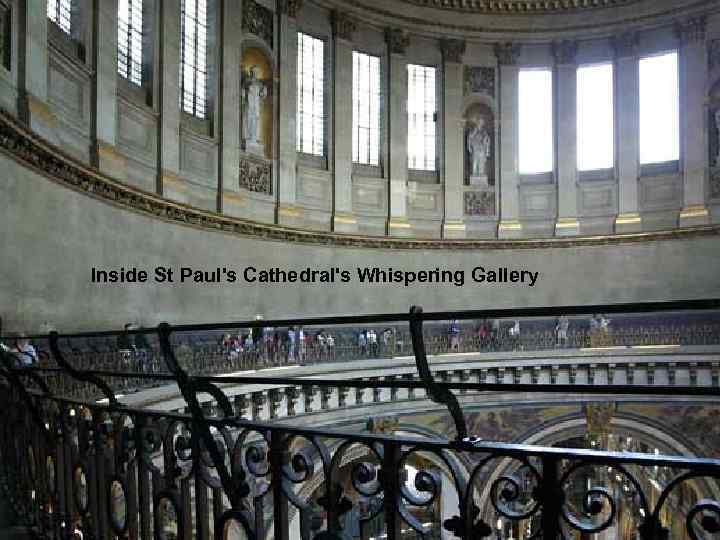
[[674, 15, 707, 45], [331, 10, 357, 42], [709, 40, 720, 72], [552, 40, 578, 66], [243, 0, 274, 47], [385, 28, 410, 55], [0, 110, 718, 250], [396, 0, 640, 13], [612, 31, 639, 59], [464, 191, 495, 216], [494, 42, 520, 66], [277, 0, 303, 18], [440, 38, 466, 64], [464, 66, 495, 96], [239, 154, 273, 195]]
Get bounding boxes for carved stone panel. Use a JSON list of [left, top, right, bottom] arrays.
[[243, 0, 273, 47], [464, 67, 495, 96], [464, 190, 495, 216], [239, 154, 273, 195]]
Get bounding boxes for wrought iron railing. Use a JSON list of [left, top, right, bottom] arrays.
[[1, 300, 720, 539]]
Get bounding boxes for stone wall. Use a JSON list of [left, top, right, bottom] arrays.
[[2, 1, 720, 240], [1, 152, 718, 332]]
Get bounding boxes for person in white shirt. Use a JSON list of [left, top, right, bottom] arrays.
[[5, 334, 38, 367]]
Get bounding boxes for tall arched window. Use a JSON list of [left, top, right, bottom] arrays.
[[407, 64, 436, 171], [47, 0, 72, 34], [518, 68, 553, 175], [577, 63, 614, 171], [180, 0, 208, 118], [639, 51, 679, 165], [297, 32, 325, 157], [352, 51, 380, 166], [117, 0, 143, 86]]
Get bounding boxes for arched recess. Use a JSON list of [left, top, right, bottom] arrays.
[[473, 414, 720, 534], [240, 39, 275, 160], [462, 98, 496, 188], [708, 77, 720, 201]]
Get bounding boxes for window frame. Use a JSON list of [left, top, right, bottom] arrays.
[[638, 49, 680, 169], [117, 0, 144, 87], [47, 0, 72, 35], [576, 61, 615, 173], [407, 62, 438, 173], [296, 30, 327, 159], [352, 50, 381, 168], [518, 66, 554, 176], [180, 0, 209, 120]]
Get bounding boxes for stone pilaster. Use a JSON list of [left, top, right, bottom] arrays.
[[386, 28, 410, 236], [553, 40, 580, 236], [21, 0, 53, 135], [95, 0, 119, 175], [220, 0, 242, 209], [676, 16, 710, 226], [613, 32, 642, 232], [440, 39, 466, 239], [159, 0, 182, 196], [331, 10, 357, 233], [495, 42, 522, 238], [276, 0, 301, 224]]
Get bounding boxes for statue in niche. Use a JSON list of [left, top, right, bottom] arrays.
[[243, 65, 269, 156], [467, 116, 491, 186]]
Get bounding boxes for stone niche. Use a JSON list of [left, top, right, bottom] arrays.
[[709, 74, 720, 201], [463, 102, 495, 187], [241, 46, 274, 159]]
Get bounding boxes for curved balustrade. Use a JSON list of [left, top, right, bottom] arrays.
[[1, 300, 720, 540]]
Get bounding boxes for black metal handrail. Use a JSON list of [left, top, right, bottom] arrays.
[[1, 300, 720, 539]]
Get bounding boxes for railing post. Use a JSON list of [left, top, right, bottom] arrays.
[[540, 456, 562, 539], [270, 429, 289, 540], [382, 440, 402, 540]]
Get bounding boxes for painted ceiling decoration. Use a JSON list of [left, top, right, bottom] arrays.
[[397, 0, 640, 13]]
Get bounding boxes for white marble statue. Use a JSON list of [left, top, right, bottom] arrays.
[[243, 66, 267, 153], [467, 117, 491, 179]]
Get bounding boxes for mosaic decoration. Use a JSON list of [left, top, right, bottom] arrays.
[[464, 66, 495, 96], [243, 0, 273, 47]]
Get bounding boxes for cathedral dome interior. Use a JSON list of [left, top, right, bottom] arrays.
[[0, 0, 719, 539]]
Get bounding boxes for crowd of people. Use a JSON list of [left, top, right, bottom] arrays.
[[1, 314, 719, 372]]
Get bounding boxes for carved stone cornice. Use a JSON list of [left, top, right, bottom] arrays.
[[612, 31, 639, 59], [494, 42, 520, 66], [331, 10, 357, 42], [0, 110, 718, 250], [552, 40, 578, 66], [440, 39, 466, 64], [277, 0, 303, 18], [397, 0, 638, 13], [385, 28, 410, 55], [674, 16, 707, 46]]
